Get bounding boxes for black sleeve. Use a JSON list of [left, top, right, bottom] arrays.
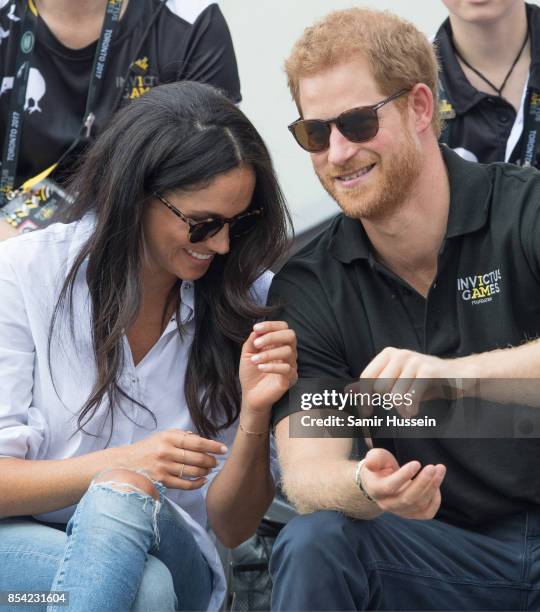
[[177, 4, 241, 103], [268, 262, 353, 427]]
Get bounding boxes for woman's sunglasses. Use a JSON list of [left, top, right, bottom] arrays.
[[288, 88, 411, 153], [154, 193, 262, 244]]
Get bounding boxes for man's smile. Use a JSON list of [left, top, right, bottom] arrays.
[[334, 163, 377, 187]]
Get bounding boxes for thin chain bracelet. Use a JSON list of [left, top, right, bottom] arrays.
[[239, 421, 268, 436]]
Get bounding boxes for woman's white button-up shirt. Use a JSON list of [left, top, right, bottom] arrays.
[[0, 215, 275, 610]]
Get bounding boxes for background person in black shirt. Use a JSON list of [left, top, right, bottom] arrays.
[[0, 0, 241, 239], [269, 7, 540, 611], [436, 1, 540, 167]]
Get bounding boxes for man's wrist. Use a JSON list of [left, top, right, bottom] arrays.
[[452, 355, 484, 378], [354, 459, 377, 504]]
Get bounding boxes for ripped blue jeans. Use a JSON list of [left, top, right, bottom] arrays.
[[0, 471, 213, 611]]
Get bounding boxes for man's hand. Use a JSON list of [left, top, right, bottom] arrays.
[[360, 448, 446, 519], [359, 347, 479, 415]]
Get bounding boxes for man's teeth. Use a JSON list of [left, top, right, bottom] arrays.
[[187, 249, 213, 260], [339, 164, 375, 181]]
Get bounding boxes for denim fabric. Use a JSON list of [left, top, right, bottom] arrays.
[[270, 510, 540, 611], [0, 476, 212, 611]]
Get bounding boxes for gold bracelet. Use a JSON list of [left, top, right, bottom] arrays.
[[239, 421, 268, 436]]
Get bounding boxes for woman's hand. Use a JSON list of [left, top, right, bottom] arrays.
[[120, 429, 228, 490], [239, 321, 297, 414]]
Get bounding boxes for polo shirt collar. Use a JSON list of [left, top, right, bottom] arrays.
[[328, 146, 491, 264], [435, 18, 485, 114], [328, 215, 370, 263], [436, 3, 540, 112], [442, 145, 491, 238]]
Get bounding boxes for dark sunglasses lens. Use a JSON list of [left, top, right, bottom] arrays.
[[189, 220, 223, 243], [292, 120, 330, 152], [338, 108, 379, 142], [230, 214, 259, 238]]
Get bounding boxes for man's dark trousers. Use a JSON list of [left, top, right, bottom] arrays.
[[270, 510, 540, 610]]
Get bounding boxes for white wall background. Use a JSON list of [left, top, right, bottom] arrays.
[[219, 0, 540, 233]]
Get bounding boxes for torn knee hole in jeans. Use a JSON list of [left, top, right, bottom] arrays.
[[87, 476, 163, 549], [95, 480, 156, 497], [91, 467, 163, 499]]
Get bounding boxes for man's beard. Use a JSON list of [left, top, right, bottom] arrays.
[[316, 128, 422, 221]]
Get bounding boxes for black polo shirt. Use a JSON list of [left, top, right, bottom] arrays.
[[435, 2, 540, 167], [269, 146, 540, 526]]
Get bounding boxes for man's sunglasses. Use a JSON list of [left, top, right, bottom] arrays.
[[154, 193, 262, 243], [288, 88, 411, 153]]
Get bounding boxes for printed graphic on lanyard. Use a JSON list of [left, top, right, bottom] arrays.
[[521, 91, 540, 167], [0, 0, 124, 207], [0, 2, 37, 202]]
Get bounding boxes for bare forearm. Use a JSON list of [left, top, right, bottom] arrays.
[[281, 456, 381, 520], [452, 339, 540, 406], [275, 415, 380, 519], [459, 338, 540, 379], [207, 410, 275, 548], [0, 446, 124, 517]]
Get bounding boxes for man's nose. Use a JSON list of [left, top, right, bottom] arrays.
[[205, 223, 230, 255], [326, 124, 359, 167]]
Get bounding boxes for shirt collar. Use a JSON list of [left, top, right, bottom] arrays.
[[159, 282, 195, 332], [328, 145, 491, 264], [328, 215, 370, 264], [435, 18, 487, 114], [180, 280, 195, 323], [66, 213, 95, 271], [436, 3, 540, 112], [442, 144, 491, 238]]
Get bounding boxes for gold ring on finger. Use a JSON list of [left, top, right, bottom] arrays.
[[179, 447, 186, 478]]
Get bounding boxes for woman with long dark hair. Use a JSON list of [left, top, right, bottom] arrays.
[[0, 81, 295, 611]]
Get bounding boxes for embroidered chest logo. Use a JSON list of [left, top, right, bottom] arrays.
[[116, 56, 158, 99], [457, 268, 502, 305], [439, 99, 456, 120]]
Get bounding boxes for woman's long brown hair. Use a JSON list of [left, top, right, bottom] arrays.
[[49, 82, 291, 441]]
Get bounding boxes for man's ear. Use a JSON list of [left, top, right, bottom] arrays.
[[408, 83, 434, 135]]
